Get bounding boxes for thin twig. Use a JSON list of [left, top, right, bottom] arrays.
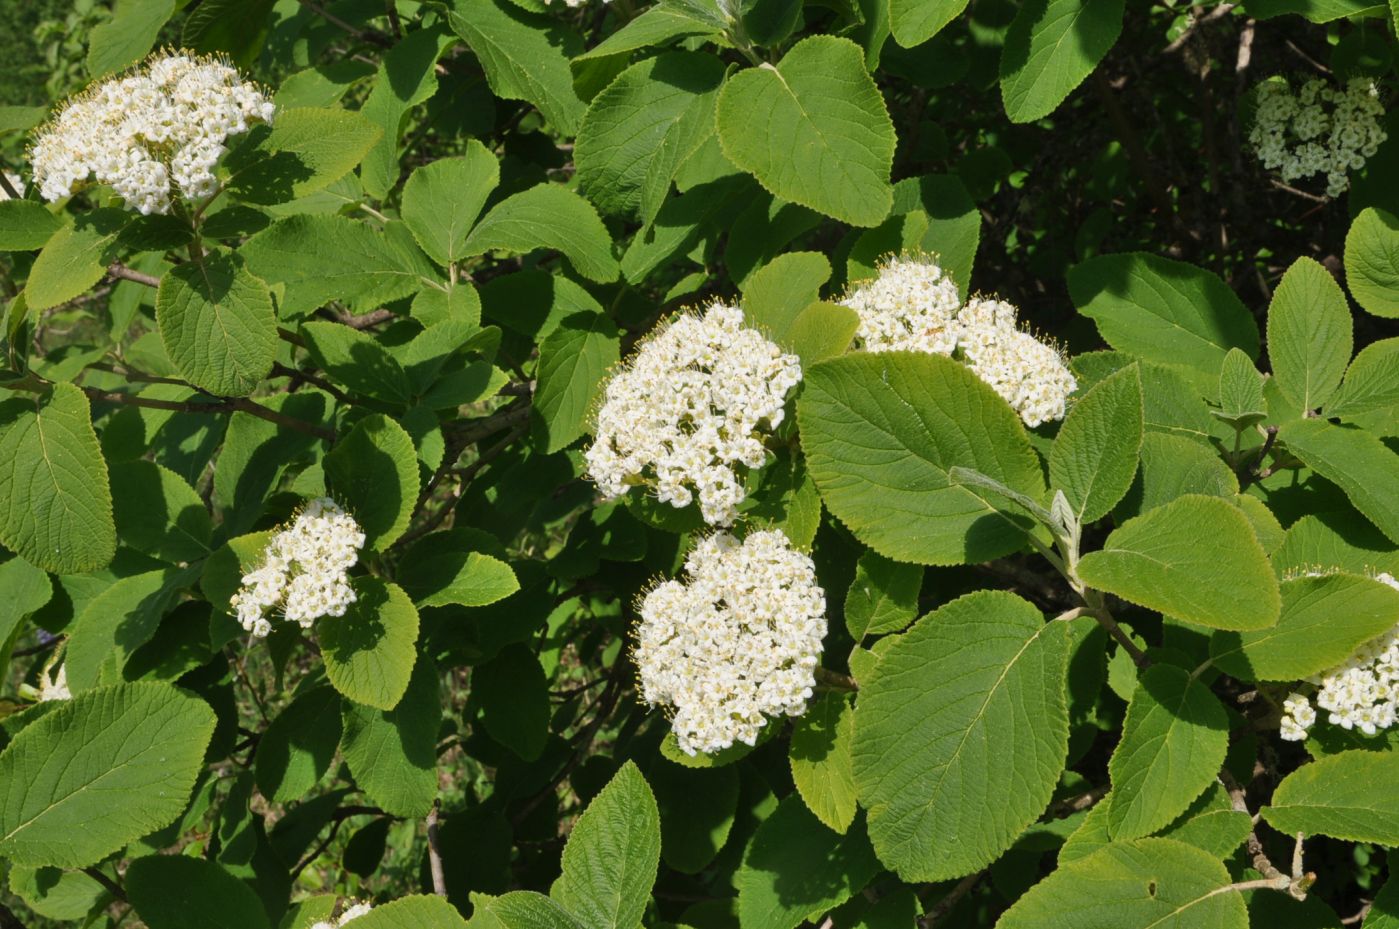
[[297, 0, 393, 46], [334, 307, 397, 329], [75, 387, 336, 442], [82, 867, 127, 903], [919, 872, 982, 927], [107, 262, 161, 289], [0, 172, 22, 201], [427, 801, 448, 896], [1161, 3, 1235, 55]]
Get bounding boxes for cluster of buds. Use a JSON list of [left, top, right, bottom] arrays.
[[1249, 76, 1387, 197]]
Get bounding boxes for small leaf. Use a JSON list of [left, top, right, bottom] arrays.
[[300, 320, 414, 407], [1266, 257, 1353, 412], [401, 142, 499, 266], [0, 200, 61, 251], [126, 855, 271, 929], [999, 0, 1124, 123], [736, 797, 880, 929], [534, 311, 620, 453], [25, 210, 126, 311], [1210, 573, 1399, 681], [889, 0, 971, 49], [1050, 364, 1144, 524], [741, 252, 833, 347], [786, 302, 859, 366], [1282, 418, 1399, 545], [789, 692, 859, 833], [65, 567, 193, 692], [1106, 664, 1229, 840], [319, 577, 420, 711], [553, 761, 661, 929], [798, 352, 1045, 566], [463, 184, 619, 283], [1078, 494, 1281, 631], [851, 591, 1071, 881], [109, 460, 212, 564], [399, 550, 519, 608], [358, 27, 454, 199], [1344, 206, 1399, 318], [87, 0, 175, 77], [0, 682, 216, 867], [341, 655, 440, 817], [324, 414, 420, 551], [1327, 337, 1399, 418], [1263, 750, 1399, 844], [0, 383, 116, 574], [156, 252, 277, 397], [226, 106, 383, 205], [997, 838, 1247, 929], [1216, 347, 1268, 429], [254, 686, 342, 804], [717, 37, 896, 227], [844, 550, 922, 639]]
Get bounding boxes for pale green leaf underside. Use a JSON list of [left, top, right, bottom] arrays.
[[1266, 256, 1352, 412], [1050, 363, 1143, 524], [852, 590, 1071, 881]]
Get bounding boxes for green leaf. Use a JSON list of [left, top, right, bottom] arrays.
[[358, 27, 455, 199], [25, 210, 126, 311], [848, 176, 982, 297], [1327, 338, 1399, 418], [1113, 432, 1237, 520], [574, 1, 727, 63], [345, 895, 469, 929], [889, 0, 971, 49], [576, 51, 727, 223], [0, 557, 50, 646], [1078, 494, 1281, 631], [1217, 347, 1267, 428], [1345, 207, 1399, 318], [241, 215, 435, 316], [716, 37, 896, 227], [1263, 750, 1399, 844], [7, 865, 109, 921], [1050, 364, 1143, 524], [1106, 664, 1229, 840], [1244, 0, 1383, 19], [87, 0, 175, 77], [400, 550, 519, 608], [65, 567, 192, 692], [402, 142, 499, 266], [341, 655, 440, 817], [319, 577, 420, 711], [737, 797, 880, 929], [109, 460, 212, 564], [462, 184, 619, 283], [1267, 257, 1353, 412], [786, 302, 860, 366], [300, 320, 414, 407], [1210, 574, 1399, 681], [997, 838, 1248, 929], [798, 352, 1045, 565], [534, 311, 621, 453], [851, 590, 1071, 881], [0, 383, 116, 574], [473, 893, 582, 929], [789, 692, 859, 833], [1281, 418, 1399, 545], [324, 414, 420, 551], [126, 854, 271, 929], [472, 644, 550, 761], [227, 107, 382, 205], [255, 686, 342, 805], [0, 200, 61, 251], [844, 550, 922, 639], [741, 252, 833, 347], [553, 761, 661, 929], [1272, 513, 1399, 579], [0, 682, 215, 867], [1068, 253, 1260, 388], [650, 762, 739, 874], [448, 0, 586, 134], [999, 0, 1124, 123], [156, 252, 277, 397]]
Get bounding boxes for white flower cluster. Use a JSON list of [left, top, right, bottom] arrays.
[[37, 662, 70, 703], [1249, 76, 1387, 197], [1279, 572, 1399, 741], [230, 498, 366, 638], [585, 304, 802, 527], [309, 902, 372, 929], [635, 529, 827, 756], [841, 256, 1078, 427], [29, 50, 275, 214]]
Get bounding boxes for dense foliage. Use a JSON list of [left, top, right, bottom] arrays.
[[0, 0, 1398, 926]]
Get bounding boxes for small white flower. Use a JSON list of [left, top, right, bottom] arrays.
[[635, 529, 827, 756], [29, 49, 274, 214], [585, 304, 802, 527], [37, 661, 70, 703], [840, 256, 1077, 426], [230, 498, 366, 638], [1248, 76, 1386, 197]]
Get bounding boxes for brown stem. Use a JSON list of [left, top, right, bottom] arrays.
[[334, 307, 397, 329], [919, 872, 982, 927], [427, 800, 448, 896], [76, 387, 335, 443], [107, 262, 162, 289], [813, 667, 858, 691], [297, 0, 393, 46], [270, 361, 355, 407], [82, 867, 127, 903], [0, 171, 21, 201]]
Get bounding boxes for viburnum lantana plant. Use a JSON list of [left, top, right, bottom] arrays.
[[0, 2, 1397, 928]]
